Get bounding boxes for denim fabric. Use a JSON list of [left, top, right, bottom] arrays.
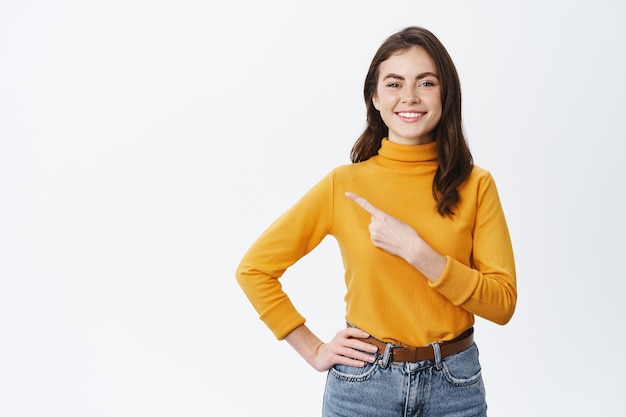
[[322, 343, 486, 417]]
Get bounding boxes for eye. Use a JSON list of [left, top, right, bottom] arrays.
[[419, 80, 437, 87], [386, 82, 400, 88]]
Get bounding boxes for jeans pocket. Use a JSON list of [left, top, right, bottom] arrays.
[[329, 360, 379, 383], [440, 343, 483, 387]]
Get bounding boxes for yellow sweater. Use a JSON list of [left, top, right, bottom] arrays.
[[236, 139, 516, 347]]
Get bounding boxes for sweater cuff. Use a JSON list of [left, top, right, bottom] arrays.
[[259, 297, 306, 340], [429, 256, 479, 306]]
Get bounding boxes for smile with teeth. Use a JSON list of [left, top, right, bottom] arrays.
[[397, 111, 424, 118]]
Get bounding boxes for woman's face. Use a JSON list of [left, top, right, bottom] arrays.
[[373, 46, 442, 145]]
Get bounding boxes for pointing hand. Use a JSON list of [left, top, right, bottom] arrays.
[[345, 192, 420, 261], [344, 192, 446, 282]]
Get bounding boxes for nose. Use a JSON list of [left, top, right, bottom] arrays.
[[401, 88, 419, 104]]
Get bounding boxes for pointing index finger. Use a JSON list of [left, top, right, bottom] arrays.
[[345, 192, 383, 217]]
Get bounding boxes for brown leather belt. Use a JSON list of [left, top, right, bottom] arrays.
[[357, 327, 474, 362]]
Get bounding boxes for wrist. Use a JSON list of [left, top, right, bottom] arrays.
[[408, 241, 446, 282]]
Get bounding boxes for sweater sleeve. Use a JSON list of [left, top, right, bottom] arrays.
[[430, 172, 517, 325], [235, 172, 335, 339]]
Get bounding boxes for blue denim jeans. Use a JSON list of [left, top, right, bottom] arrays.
[[322, 342, 486, 417]]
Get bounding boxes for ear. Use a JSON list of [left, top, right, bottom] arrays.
[[372, 94, 380, 111]]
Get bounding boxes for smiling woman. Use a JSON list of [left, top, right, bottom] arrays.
[[1, 1, 624, 415], [235, 26, 516, 417]]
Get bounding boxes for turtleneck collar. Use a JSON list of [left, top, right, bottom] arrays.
[[372, 138, 438, 169]]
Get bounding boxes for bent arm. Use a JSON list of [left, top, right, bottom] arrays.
[[430, 173, 517, 325], [235, 173, 335, 339]]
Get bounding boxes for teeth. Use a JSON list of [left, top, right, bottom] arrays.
[[398, 112, 422, 118]]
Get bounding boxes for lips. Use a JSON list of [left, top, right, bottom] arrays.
[[397, 111, 424, 118]]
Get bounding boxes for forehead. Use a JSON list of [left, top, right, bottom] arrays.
[[378, 46, 437, 75]]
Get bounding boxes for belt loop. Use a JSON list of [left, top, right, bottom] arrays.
[[378, 343, 393, 369], [431, 342, 443, 370]]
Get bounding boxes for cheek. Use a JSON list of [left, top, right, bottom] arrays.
[[377, 98, 395, 113]]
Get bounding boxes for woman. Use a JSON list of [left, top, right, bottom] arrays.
[[236, 26, 516, 416]]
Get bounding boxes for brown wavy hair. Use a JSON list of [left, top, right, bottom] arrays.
[[351, 26, 473, 217]]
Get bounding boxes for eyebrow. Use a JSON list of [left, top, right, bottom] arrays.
[[382, 72, 439, 81]]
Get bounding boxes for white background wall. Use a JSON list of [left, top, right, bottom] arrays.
[[1, 0, 625, 415]]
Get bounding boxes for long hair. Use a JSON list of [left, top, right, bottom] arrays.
[[351, 26, 473, 217]]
